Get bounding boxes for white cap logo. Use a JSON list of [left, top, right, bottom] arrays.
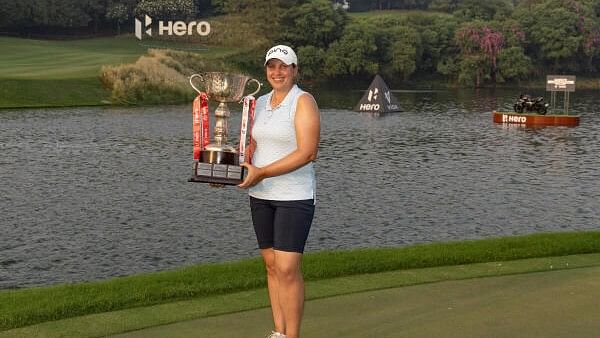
[[264, 45, 298, 66]]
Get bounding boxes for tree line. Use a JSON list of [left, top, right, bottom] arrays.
[[2, 0, 600, 86], [277, 0, 600, 86], [0, 0, 213, 36]]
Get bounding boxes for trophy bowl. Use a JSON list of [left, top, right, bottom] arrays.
[[189, 72, 261, 186], [191, 72, 255, 102]]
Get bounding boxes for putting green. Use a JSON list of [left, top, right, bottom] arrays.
[[111, 265, 600, 338], [2, 254, 598, 338]]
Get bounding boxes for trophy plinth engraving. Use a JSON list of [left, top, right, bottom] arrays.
[[188, 72, 260, 185]]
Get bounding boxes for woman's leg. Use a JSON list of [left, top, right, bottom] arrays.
[[273, 250, 304, 338], [253, 198, 313, 337], [261, 248, 286, 334]]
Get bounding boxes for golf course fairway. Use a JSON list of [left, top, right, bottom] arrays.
[[112, 265, 600, 338]]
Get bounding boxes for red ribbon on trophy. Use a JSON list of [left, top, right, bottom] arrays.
[[239, 95, 256, 164], [193, 92, 210, 160]]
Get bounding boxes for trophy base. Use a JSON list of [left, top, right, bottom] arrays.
[[189, 150, 245, 185]]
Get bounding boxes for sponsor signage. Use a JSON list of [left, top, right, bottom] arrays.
[[354, 75, 402, 113], [502, 114, 527, 124], [135, 15, 210, 40], [546, 75, 575, 92]]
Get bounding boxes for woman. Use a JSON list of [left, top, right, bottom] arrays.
[[238, 45, 320, 338]]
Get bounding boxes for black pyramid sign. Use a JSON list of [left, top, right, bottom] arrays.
[[354, 74, 402, 113]]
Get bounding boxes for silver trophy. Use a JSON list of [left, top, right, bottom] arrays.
[[189, 72, 261, 185]]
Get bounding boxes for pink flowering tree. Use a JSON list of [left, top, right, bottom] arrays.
[[455, 22, 505, 86]]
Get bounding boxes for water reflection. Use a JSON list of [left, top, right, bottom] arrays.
[[1, 88, 599, 288]]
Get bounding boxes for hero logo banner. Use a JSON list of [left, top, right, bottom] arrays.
[[384, 91, 391, 104], [367, 88, 378, 101], [366, 88, 392, 104], [135, 15, 211, 40]]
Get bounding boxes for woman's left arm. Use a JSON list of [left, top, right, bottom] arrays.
[[239, 93, 320, 188]]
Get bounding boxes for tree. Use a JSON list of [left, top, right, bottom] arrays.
[[415, 14, 458, 74], [81, 0, 108, 34], [428, 0, 460, 12], [455, 22, 504, 85], [297, 45, 327, 79], [323, 21, 380, 78], [498, 46, 533, 80], [495, 19, 532, 81], [387, 25, 421, 79], [134, 0, 196, 20], [106, 2, 128, 35], [1, 0, 115, 34], [280, 0, 348, 48], [581, 26, 600, 71], [514, 0, 597, 72], [0, 1, 35, 29], [457, 54, 490, 86], [453, 0, 514, 21]]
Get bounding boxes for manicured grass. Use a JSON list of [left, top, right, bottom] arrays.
[[0, 36, 241, 108], [2, 253, 599, 338], [0, 78, 111, 108], [0, 36, 147, 80], [1, 231, 600, 332]]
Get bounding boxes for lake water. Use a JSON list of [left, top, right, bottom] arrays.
[[1, 88, 599, 289]]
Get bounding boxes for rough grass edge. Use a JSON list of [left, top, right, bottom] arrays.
[[1, 230, 600, 331], [4, 253, 599, 338]]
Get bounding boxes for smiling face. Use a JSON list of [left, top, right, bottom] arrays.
[[265, 58, 297, 92]]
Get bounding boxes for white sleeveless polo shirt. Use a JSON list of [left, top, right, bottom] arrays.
[[248, 84, 316, 201]]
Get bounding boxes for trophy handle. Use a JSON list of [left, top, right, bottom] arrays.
[[190, 74, 204, 94], [246, 78, 261, 97]]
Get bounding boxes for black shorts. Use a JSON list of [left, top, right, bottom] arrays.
[[250, 196, 315, 253]]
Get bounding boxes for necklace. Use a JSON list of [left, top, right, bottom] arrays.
[[270, 91, 287, 108]]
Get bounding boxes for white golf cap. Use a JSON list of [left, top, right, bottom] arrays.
[[264, 45, 298, 66]]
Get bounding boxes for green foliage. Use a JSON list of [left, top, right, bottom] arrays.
[[428, 0, 460, 12], [106, 3, 128, 23], [498, 46, 533, 80], [0, 0, 211, 34], [409, 13, 459, 73], [453, 0, 514, 20], [347, 0, 435, 11], [134, 0, 196, 20], [517, 6, 582, 60], [436, 55, 458, 76], [297, 45, 327, 79], [323, 21, 380, 77], [457, 54, 490, 86], [298, 10, 458, 82], [106, 2, 128, 34], [2, 0, 600, 87], [513, 0, 598, 72], [387, 25, 421, 79], [280, 0, 348, 48]]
